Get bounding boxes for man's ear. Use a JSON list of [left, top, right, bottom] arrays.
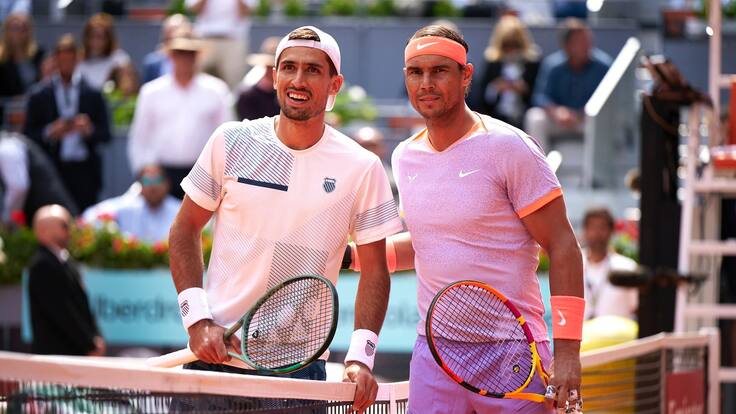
[[462, 63, 474, 87], [329, 74, 344, 96]]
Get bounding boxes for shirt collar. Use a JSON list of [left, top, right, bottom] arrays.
[[47, 245, 70, 263], [52, 72, 81, 89]]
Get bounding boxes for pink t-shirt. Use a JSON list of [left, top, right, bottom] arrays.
[[392, 113, 561, 342]]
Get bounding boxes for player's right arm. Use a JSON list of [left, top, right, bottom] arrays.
[[169, 196, 238, 364]]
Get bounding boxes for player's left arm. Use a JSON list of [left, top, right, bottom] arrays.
[[343, 238, 390, 413], [521, 195, 584, 410]]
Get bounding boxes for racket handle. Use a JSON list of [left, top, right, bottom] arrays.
[[145, 348, 198, 368], [223, 320, 243, 339]]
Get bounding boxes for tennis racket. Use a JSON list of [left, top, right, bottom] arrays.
[[147, 274, 338, 374], [426, 280, 549, 402]]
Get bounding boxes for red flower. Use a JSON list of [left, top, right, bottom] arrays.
[[153, 241, 168, 255], [112, 238, 124, 253], [97, 212, 116, 222], [125, 235, 139, 248], [10, 210, 26, 227]]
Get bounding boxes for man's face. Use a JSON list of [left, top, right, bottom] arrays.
[[140, 171, 169, 209], [170, 49, 197, 80], [583, 216, 613, 252], [48, 217, 71, 249], [55, 48, 77, 78], [564, 30, 592, 68], [274, 47, 342, 121], [87, 26, 108, 57], [404, 54, 472, 121]]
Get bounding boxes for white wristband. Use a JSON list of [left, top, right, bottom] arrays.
[[344, 329, 378, 371], [178, 287, 213, 330]]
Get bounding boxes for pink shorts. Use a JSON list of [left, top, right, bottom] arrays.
[[408, 336, 554, 414]]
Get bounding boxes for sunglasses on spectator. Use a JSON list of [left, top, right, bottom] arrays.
[[140, 175, 165, 186]]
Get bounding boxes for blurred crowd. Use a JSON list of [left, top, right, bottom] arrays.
[[0, 4, 611, 248]]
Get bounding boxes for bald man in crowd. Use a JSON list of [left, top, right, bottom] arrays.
[[28, 204, 105, 356], [352, 126, 397, 198]]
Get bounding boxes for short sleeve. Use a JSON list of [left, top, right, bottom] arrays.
[[180, 125, 226, 211], [350, 158, 403, 245], [502, 134, 562, 218], [390, 142, 404, 217]]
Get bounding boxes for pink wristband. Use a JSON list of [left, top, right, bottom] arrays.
[[386, 238, 397, 273], [550, 296, 585, 341], [350, 239, 397, 273], [350, 242, 361, 272]]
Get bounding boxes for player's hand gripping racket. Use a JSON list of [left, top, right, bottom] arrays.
[[147, 274, 338, 374], [426, 280, 550, 402]]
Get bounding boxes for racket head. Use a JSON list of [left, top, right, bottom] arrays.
[[237, 274, 338, 373], [425, 280, 547, 399]]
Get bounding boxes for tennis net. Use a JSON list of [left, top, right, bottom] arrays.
[[0, 351, 408, 413], [0, 330, 717, 414]]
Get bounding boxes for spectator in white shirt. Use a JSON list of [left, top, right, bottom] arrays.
[[582, 207, 639, 321], [76, 13, 130, 90], [127, 28, 232, 198], [115, 164, 180, 244], [186, 0, 251, 89]]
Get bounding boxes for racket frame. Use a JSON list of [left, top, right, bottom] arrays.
[[425, 280, 550, 403], [227, 274, 339, 374]]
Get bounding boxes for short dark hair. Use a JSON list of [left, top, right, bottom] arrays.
[[281, 26, 337, 76], [559, 18, 589, 46], [410, 24, 469, 53], [583, 207, 615, 230]]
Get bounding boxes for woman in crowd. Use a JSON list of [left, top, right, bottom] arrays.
[[76, 13, 130, 90], [0, 13, 44, 126], [474, 14, 540, 128], [103, 62, 140, 127]]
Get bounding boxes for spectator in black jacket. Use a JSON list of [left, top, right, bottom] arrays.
[[472, 14, 540, 128], [28, 204, 105, 356], [23, 34, 111, 211], [0, 131, 78, 227]]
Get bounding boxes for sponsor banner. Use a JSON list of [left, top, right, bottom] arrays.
[[22, 269, 552, 351]]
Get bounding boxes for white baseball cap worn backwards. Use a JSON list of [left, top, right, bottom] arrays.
[[274, 25, 342, 111]]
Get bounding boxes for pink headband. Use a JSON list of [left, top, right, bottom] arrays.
[[404, 36, 467, 66]]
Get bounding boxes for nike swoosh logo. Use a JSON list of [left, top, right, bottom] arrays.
[[458, 169, 480, 178], [408, 174, 418, 181], [417, 42, 439, 50], [557, 309, 567, 326]]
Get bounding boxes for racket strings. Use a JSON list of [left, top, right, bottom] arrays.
[[246, 279, 334, 369], [430, 285, 534, 394]]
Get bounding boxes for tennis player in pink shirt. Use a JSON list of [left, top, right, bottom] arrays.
[[346, 24, 585, 413]]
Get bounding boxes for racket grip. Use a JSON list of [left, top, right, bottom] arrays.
[[145, 348, 198, 368]]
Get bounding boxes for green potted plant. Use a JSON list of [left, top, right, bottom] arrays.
[[322, 0, 358, 16], [367, 0, 396, 17], [284, 0, 307, 17], [432, 0, 460, 18], [255, 0, 271, 17]]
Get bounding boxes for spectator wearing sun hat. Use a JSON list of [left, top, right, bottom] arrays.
[[127, 27, 232, 199]]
